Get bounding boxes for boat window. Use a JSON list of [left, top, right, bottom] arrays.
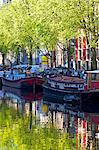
[[92, 73, 96, 80], [96, 74, 99, 80], [55, 84, 59, 88]]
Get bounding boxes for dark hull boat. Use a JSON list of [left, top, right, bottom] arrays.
[[43, 70, 99, 101], [43, 82, 82, 101], [43, 84, 99, 101], [2, 76, 43, 90]]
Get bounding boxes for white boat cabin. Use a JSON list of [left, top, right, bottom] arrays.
[[47, 76, 85, 91]]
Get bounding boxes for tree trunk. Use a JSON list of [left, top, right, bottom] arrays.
[[2, 53, 5, 66], [50, 51, 53, 68], [91, 47, 97, 70], [16, 54, 19, 65], [65, 40, 71, 75], [67, 47, 71, 75], [53, 50, 56, 67], [63, 48, 66, 66], [29, 51, 32, 65]]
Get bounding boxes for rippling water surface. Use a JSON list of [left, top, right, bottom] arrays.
[[0, 86, 99, 150]]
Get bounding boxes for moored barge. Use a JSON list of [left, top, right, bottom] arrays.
[[43, 70, 99, 101], [2, 75, 43, 90]]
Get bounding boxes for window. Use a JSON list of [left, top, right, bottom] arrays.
[[92, 74, 96, 80], [96, 74, 99, 80]]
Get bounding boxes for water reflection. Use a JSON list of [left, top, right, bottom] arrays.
[[0, 87, 99, 149], [43, 98, 99, 150]]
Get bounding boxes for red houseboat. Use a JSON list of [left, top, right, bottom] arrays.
[[2, 75, 43, 90], [1, 64, 44, 90]]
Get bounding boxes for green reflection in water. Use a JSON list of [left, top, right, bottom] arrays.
[[0, 102, 76, 150]]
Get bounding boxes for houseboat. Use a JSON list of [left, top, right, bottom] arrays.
[[81, 70, 99, 102], [43, 70, 99, 101], [2, 75, 43, 90], [2, 66, 43, 90]]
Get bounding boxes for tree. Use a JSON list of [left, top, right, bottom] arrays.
[[67, 0, 99, 70], [0, 0, 98, 69]]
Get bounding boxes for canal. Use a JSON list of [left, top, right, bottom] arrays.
[[0, 86, 99, 150]]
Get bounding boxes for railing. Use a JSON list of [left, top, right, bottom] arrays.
[[5, 74, 26, 80]]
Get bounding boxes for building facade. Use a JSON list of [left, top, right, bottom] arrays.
[[75, 30, 99, 70]]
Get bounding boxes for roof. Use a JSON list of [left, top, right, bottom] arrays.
[[49, 76, 84, 84], [86, 70, 99, 74]]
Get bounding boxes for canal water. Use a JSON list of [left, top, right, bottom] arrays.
[[0, 86, 99, 150]]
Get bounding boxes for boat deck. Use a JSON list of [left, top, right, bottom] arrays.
[[43, 84, 99, 94], [83, 89, 99, 93], [49, 76, 85, 84]]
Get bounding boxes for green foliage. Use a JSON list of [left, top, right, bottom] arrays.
[[0, 103, 76, 150], [0, 0, 98, 56]]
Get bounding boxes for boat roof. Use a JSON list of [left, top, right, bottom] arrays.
[[86, 70, 99, 74], [12, 65, 40, 69], [49, 76, 84, 84]]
